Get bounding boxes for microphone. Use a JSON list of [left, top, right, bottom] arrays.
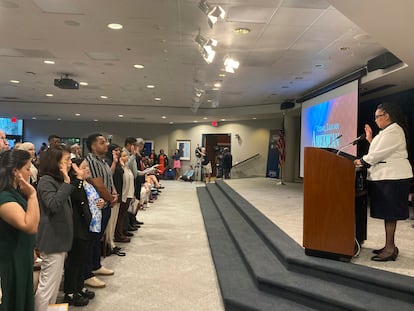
[[351, 133, 366, 145], [336, 133, 365, 155], [327, 134, 342, 148]]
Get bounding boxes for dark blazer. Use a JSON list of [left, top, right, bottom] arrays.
[[36, 175, 74, 253], [70, 179, 92, 240], [112, 163, 124, 203]]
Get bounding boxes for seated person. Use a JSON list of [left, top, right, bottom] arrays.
[[180, 166, 194, 182]]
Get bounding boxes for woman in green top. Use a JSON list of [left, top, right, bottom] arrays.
[[0, 149, 40, 311]]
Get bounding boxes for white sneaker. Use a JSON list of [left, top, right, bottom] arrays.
[[84, 276, 106, 288], [93, 266, 114, 276]]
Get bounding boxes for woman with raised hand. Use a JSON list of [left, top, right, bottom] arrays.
[[0, 149, 40, 311], [34, 144, 83, 311]]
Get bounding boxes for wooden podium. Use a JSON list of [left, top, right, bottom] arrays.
[[303, 147, 355, 261]]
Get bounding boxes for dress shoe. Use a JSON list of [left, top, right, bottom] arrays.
[[372, 247, 385, 254], [84, 276, 106, 288], [81, 288, 95, 300], [63, 293, 89, 306], [115, 237, 131, 243], [125, 232, 134, 237], [93, 266, 114, 276], [111, 248, 126, 256], [128, 226, 138, 231], [137, 220, 144, 225], [371, 247, 398, 262]]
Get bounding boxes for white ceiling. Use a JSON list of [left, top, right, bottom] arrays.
[[0, 0, 412, 124]]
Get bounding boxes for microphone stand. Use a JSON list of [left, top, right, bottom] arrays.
[[336, 142, 354, 156]]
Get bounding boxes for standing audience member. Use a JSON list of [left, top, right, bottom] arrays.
[[354, 102, 413, 261], [84, 134, 117, 288], [63, 159, 101, 306], [35, 144, 75, 311], [114, 150, 135, 244], [70, 144, 82, 160], [0, 129, 10, 155], [105, 144, 124, 251], [157, 149, 168, 176], [222, 147, 233, 179], [0, 150, 40, 311], [17, 142, 39, 186], [200, 147, 212, 183], [172, 149, 181, 180]]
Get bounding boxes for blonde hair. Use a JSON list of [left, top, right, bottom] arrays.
[[17, 142, 35, 151]]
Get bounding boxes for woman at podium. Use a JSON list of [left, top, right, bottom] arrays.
[[354, 102, 413, 262]]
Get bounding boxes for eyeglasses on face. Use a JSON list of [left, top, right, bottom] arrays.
[[374, 113, 385, 120]]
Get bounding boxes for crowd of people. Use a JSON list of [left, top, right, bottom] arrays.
[[0, 133, 166, 310]]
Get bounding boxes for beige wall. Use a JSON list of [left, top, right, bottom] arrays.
[[23, 117, 301, 179]]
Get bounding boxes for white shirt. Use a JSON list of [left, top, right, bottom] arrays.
[[363, 123, 413, 181]]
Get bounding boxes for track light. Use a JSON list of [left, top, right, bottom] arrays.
[[195, 33, 218, 64], [199, 0, 226, 28], [224, 57, 240, 73]]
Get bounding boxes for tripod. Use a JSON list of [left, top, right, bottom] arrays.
[[193, 157, 203, 182]]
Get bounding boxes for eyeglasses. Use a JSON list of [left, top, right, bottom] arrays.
[[374, 113, 385, 120]]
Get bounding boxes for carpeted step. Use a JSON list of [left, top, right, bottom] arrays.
[[215, 180, 414, 304], [206, 183, 414, 310], [197, 187, 317, 311]]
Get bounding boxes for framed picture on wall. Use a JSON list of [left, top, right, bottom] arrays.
[[144, 140, 154, 157], [177, 140, 191, 160]]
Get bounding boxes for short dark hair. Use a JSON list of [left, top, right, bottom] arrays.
[[86, 133, 103, 152], [124, 136, 137, 147], [39, 144, 71, 181], [48, 134, 61, 142], [0, 149, 31, 192]]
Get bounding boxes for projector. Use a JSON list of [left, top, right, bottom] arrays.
[[54, 78, 79, 89]]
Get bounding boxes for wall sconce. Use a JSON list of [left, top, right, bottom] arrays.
[[235, 133, 242, 144]]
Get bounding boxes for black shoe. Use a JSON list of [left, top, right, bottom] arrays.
[[372, 247, 385, 254], [136, 220, 144, 225], [64, 293, 89, 306], [125, 232, 134, 237], [81, 288, 95, 300], [371, 247, 398, 262], [128, 226, 138, 231]]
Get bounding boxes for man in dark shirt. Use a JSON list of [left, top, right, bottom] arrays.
[[222, 147, 233, 179]]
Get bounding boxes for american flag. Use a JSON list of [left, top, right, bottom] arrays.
[[276, 129, 285, 168]]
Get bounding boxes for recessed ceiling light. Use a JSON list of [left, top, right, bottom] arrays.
[[146, 85, 155, 88], [221, 118, 226, 121], [154, 97, 161, 101], [134, 64, 144, 69], [107, 23, 123, 30], [169, 122, 174, 124], [57, 118, 62, 121], [203, 117, 208, 120], [93, 119, 99, 122], [193, 120, 198, 123], [214, 82, 221, 88], [75, 113, 80, 116], [252, 117, 257, 120], [118, 114, 124, 118], [212, 87, 219, 91], [234, 28, 251, 35], [32, 117, 37, 120], [161, 116, 166, 119], [100, 95, 108, 99], [219, 73, 226, 77], [10, 80, 20, 84], [44, 60, 55, 64], [79, 81, 88, 86], [46, 93, 54, 97], [207, 99, 212, 102]]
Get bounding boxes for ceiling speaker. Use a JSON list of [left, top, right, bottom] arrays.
[[280, 101, 295, 110]]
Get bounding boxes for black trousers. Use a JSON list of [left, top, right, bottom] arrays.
[[64, 238, 91, 294]]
